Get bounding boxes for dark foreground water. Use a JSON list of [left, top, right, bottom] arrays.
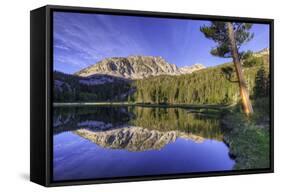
[[53, 106, 234, 181]]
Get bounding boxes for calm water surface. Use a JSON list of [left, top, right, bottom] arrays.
[[53, 106, 235, 181]]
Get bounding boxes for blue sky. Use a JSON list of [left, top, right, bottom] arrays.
[[53, 12, 270, 74]]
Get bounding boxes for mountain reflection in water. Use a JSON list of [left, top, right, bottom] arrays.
[[53, 106, 234, 181], [74, 126, 205, 152]]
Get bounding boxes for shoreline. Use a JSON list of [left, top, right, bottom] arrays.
[[53, 102, 230, 109], [220, 98, 270, 170]]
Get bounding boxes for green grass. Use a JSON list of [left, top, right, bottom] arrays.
[[221, 97, 270, 169]]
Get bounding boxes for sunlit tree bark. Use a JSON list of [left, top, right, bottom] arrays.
[[227, 22, 253, 115]]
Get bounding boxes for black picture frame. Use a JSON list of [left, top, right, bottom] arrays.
[[30, 4, 274, 187]]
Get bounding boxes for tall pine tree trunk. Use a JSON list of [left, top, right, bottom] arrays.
[[227, 22, 254, 115]]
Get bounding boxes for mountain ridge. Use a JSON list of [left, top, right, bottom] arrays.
[[75, 55, 206, 79]]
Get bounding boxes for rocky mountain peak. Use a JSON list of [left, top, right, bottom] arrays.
[[179, 63, 206, 74], [75, 56, 204, 79], [253, 48, 269, 57]]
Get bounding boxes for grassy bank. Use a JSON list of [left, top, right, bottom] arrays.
[[221, 97, 270, 169]]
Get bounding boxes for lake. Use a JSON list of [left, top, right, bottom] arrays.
[[53, 106, 235, 181]]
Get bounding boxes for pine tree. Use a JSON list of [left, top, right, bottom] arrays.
[[200, 22, 254, 115], [254, 66, 269, 98]]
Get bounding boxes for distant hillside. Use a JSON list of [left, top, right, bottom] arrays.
[[53, 71, 132, 102], [178, 63, 205, 74], [75, 55, 205, 79], [253, 48, 269, 57], [129, 53, 269, 104]]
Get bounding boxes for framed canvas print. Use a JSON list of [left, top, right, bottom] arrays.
[[30, 5, 274, 187]]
